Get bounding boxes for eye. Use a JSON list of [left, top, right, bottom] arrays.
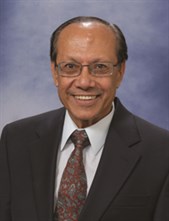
[[94, 63, 108, 70], [64, 63, 77, 69]]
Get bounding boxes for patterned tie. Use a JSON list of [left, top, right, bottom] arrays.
[[55, 130, 90, 221]]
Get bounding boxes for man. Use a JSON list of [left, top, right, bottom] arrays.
[[0, 16, 169, 221]]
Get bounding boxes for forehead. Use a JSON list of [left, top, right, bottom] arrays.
[[57, 22, 116, 48]]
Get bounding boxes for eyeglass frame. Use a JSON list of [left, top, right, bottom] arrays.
[[55, 61, 121, 77]]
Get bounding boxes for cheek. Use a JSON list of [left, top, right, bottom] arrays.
[[57, 83, 67, 98], [57, 78, 69, 89], [102, 78, 116, 93], [101, 80, 118, 104], [57, 79, 72, 97], [57, 85, 68, 108]]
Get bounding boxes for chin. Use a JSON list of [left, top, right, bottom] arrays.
[[73, 113, 100, 127]]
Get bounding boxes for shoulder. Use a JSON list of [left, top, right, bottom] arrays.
[[1, 107, 66, 138], [134, 114, 169, 136], [134, 114, 169, 143], [114, 97, 169, 143]]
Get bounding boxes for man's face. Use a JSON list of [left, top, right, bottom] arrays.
[[51, 22, 125, 128]]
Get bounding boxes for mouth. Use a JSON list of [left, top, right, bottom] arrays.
[[74, 95, 97, 100]]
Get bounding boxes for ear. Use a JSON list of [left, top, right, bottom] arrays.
[[116, 61, 126, 88], [50, 62, 59, 87]]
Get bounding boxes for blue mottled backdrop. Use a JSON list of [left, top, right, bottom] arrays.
[[0, 0, 169, 132]]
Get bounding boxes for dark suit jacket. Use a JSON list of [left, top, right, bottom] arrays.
[[0, 98, 169, 221]]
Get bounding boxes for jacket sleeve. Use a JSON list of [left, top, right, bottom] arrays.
[[153, 172, 169, 221], [0, 126, 12, 221]]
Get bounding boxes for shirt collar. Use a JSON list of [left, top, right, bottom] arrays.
[[60, 103, 115, 155]]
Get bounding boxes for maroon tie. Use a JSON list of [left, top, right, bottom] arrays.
[[55, 130, 90, 221]]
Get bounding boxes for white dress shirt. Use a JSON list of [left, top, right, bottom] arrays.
[[54, 103, 115, 205]]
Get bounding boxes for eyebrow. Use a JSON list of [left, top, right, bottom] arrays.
[[59, 57, 113, 64]]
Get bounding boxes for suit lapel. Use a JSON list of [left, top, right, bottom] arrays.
[[29, 108, 65, 221], [79, 98, 142, 221], [28, 98, 141, 221]]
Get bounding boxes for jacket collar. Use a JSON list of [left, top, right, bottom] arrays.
[[29, 98, 142, 221], [29, 108, 65, 221], [79, 98, 142, 221]]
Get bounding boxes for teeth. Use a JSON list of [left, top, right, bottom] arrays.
[[75, 95, 96, 100]]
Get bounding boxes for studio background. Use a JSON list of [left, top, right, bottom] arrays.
[[0, 0, 169, 133]]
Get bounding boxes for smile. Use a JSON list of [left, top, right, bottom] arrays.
[[74, 95, 97, 100]]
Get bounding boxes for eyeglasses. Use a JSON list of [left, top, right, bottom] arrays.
[[55, 61, 119, 77]]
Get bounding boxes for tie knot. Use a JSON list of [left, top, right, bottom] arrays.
[[70, 130, 90, 149]]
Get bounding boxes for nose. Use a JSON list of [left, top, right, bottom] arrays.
[[75, 66, 96, 89]]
